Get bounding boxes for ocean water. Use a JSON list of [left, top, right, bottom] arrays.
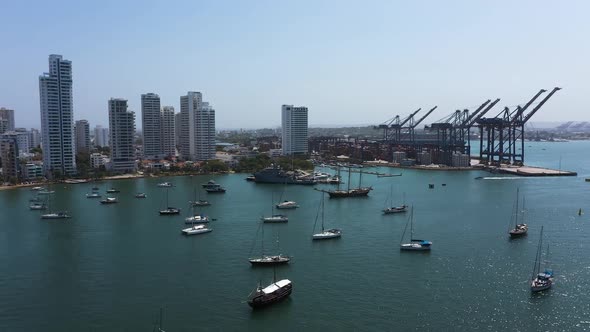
[[0, 141, 589, 331]]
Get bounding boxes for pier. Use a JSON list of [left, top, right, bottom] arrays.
[[486, 165, 577, 177]]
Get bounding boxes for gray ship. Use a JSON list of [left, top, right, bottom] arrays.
[[253, 166, 316, 185]]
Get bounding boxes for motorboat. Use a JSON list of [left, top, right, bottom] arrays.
[[181, 224, 212, 235], [86, 192, 101, 198], [38, 190, 55, 195], [100, 197, 118, 204], [157, 182, 173, 187], [106, 188, 120, 193], [191, 199, 211, 206], [205, 187, 226, 193], [135, 193, 147, 198], [29, 202, 47, 210], [185, 215, 210, 224], [30, 186, 44, 191]]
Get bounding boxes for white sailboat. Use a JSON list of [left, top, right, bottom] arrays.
[[181, 224, 212, 235], [185, 196, 210, 224], [399, 206, 431, 251], [531, 226, 553, 292], [159, 188, 180, 215], [40, 191, 71, 219], [312, 192, 342, 240], [261, 192, 288, 223]]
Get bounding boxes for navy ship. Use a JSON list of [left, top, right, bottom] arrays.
[[253, 165, 316, 185]]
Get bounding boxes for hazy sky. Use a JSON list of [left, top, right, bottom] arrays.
[[1, 0, 588, 130]]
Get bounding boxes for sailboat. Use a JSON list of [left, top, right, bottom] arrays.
[[399, 206, 431, 251], [40, 191, 71, 219], [152, 308, 166, 332], [159, 188, 180, 215], [29, 195, 48, 210], [261, 192, 288, 223], [315, 166, 372, 198], [509, 188, 528, 238], [383, 185, 407, 214], [531, 226, 553, 292], [185, 199, 210, 224], [190, 188, 210, 207], [275, 178, 299, 209], [312, 192, 342, 240], [249, 223, 290, 265], [247, 268, 292, 308], [181, 224, 212, 235]]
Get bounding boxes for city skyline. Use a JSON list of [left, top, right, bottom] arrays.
[[1, 1, 589, 130]]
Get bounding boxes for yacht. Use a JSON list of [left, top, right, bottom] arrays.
[[181, 224, 212, 235], [86, 192, 101, 198], [157, 182, 173, 188], [185, 215, 210, 224], [261, 215, 288, 223], [41, 212, 71, 219], [191, 199, 211, 206], [106, 188, 120, 193], [29, 202, 47, 210], [276, 200, 299, 209], [100, 197, 118, 204]]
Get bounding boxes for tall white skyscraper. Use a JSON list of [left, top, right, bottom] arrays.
[[28, 128, 41, 148], [75, 119, 90, 153], [281, 105, 309, 155], [94, 125, 109, 147], [0, 108, 15, 134], [39, 54, 76, 176], [108, 98, 136, 173], [141, 93, 161, 159], [160, 106, 175, 157], [179, 92, 215, 161]]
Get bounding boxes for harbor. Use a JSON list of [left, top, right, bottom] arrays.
[[0, 141, 589, 331]]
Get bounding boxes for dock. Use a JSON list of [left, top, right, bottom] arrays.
[[489, 165, 577, 177]]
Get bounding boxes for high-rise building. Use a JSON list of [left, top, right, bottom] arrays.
[[0, 108, 15, 134], [94, 125, 109, 147], [108, 98, 136, 173], [0, 137, 19, 182], [75, 120, 90, 153], [179, 92, 216, 161], [28, 128, 41, 148], [281, 105, 309, 155], [174, 112, 182, 150], [141, 93, 161, 159], [39, 54, 76, 176], [160, 106, 175, 157], [2, 131, 30, 156]]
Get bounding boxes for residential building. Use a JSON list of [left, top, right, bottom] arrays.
[[0, 108, 15, 134], [39, 54, 76, 176], [23, 163, 43, 180], [281, 105, 308, 155], [174, 112, 181, 149], [1, 131, 30, 156], [108, 98, 136, 173], [28, 128, 41, 148], [94, 125, 109, 147], [0, 137, 19, 182], [141, 93, 161, 159], [75, 119, 90, 153], [161, 106, 175, 157], [179, 92, 215, 161], [90, 153, 109, 169]]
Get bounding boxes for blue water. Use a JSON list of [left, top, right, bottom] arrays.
[[0, 141, 589, 331]]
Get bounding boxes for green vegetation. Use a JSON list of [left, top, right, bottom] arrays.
[[235, 154, 271, 172], [202, 160, 229, 173]]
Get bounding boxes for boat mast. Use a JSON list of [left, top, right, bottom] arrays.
[[261, 222, 265, 256], [515, 188, 519, 228], [321, 192, 325, 231], [532, 226, 544, 278], [347, 167, 351, 192], [336, 166, 341, 190], [410, 206, 414, 240]]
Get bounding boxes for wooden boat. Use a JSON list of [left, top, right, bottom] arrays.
[[247, 269, 292, 308]]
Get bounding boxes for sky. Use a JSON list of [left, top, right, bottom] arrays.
[[0, 0, 589, 130]]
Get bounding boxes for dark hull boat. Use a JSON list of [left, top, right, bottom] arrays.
[[206, 188, 226, 193], [326, 187, 372, 198], [509, 224, 528, 238], [253, 166, 316, 185], [247, 279, 292, 308], [383, 205, 408, 214], [249, 255, 290, 265], [159, 208, 180, 215]]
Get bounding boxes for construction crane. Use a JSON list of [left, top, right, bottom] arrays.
[[374, 108, 421, 141]]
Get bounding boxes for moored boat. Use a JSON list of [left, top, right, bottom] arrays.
[[181, 224, 212, 235], [29, 202, 47, 210], [135, 193, 147, 198], [531, 226, 553, 292], [276, 200, 299, 209], [157, 182, 173, 187], [247, 277, 292, 308], [185, 215, 210, 224], [509, 188, 528, 238], [86, 192, 101, 198], [191, 199, 211, 206], [400, 207, 432, 251], [205, 187, 226, 193], [312, 191, 342, 240], [261, 215, 288, 223], [41, 212, 71, 219], [100, 197, 118, 204], [383, 205, 408, 214], [106, 188, 120, 193]]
